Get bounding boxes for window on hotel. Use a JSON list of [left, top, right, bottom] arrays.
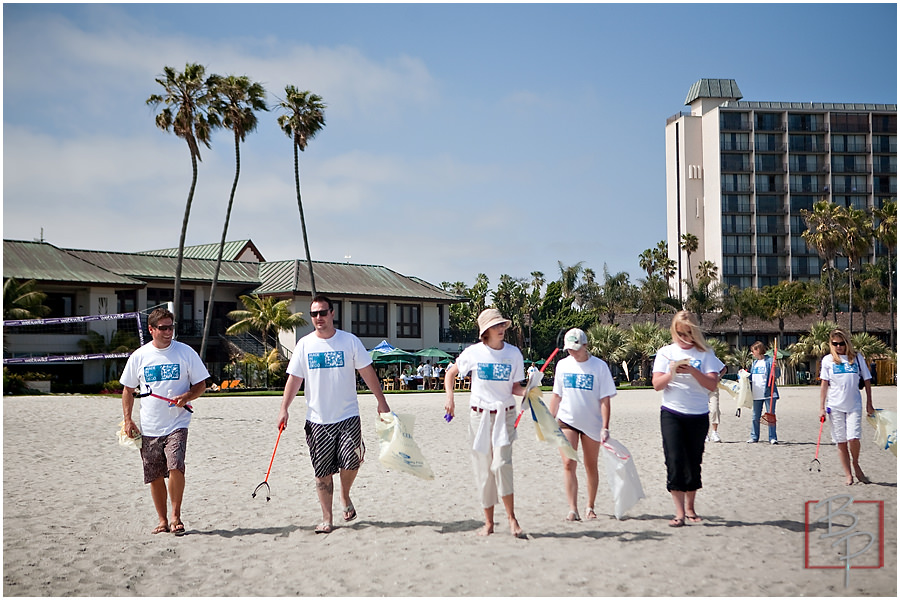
[[722, 195, 751, 212], [755, 113, 782, 130], [755, 155, 781, 172], [831, 113, 869, 133], [790, 234, 811, 254], [754, 133, 781, 152], [351, 302, 387, 338], [722, 214, 751, 234], [720, 132, 750, 151], [757, 196, 782, 213], [397, 304, 421, 338], [723, 235, 751, 254], [872, 135, 897, 153], [720, 112, 747, 130]]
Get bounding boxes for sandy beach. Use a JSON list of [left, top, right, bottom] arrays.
[[3, 386, 897, 597]]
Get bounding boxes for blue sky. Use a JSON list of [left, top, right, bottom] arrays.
[[3, 2, 897, 292]]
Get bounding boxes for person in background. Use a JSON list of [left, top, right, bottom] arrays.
[[444, 308, 527, 538], [748, 341, 779, 444], [548, 328, 616, 521], [652, 311, 724, 528], [120, 307, 210, 536], [706, 365, 728, 443], [277, 295, 391, 534], [819, 329, 875, 485]]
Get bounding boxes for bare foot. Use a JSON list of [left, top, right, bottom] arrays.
[[509, 517, 526, 539], [845, 475, 854, 485], [476, 522, 494, 536]]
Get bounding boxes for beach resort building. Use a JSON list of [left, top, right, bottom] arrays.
[[665, 78, 896, 297], [3, 239, 466, 386]]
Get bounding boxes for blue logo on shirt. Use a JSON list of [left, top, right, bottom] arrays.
[[308, 351, 345, 369], [144, 364, 180, 382], [563, 373, 594, 390], [833, 362, 859, 375], [751, 364, 766, 375], [476, 363, 512, 381]]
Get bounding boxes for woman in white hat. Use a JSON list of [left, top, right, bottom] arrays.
[[444, 308, 527, 538], [548, 328, 617, 521]]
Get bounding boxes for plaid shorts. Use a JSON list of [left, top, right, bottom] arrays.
[[140, 428, 188, 484], [304, 416, 365, 478]]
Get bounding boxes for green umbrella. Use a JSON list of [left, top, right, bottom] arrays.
[[415, 347, 453, 360], [765, 348, 790, 359]]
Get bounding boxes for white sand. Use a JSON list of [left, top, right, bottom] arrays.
[[3, 386, 897, 597]]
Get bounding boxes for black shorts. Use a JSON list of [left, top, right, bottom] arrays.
[[304, 416, 365, 478]]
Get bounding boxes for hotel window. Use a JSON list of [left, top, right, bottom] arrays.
[[792, 256, 821, 276], [755, 112, 781, 131], [831, 134, 867, 152], [788, 113, 822, 132], [723, 256, 752, 276], [720, 112, 747, 130], [789, 134, 825, 152], [872, 135, 896, 153], [721, 174, 750, 192], [757, 196, 782, 213], [831, 113, 869, 133], [832, 155, 867, 173], [789, 154, 819, 172], [720, 132, 750, 151], [723, 235, 751, 254], [351, 302, 387, 338], [396, 304, 421, 338], [755, 155, 781, 172], [722, 214, 751, 234], [791, 234, 812, 254], [722, 194, 751, 212], [755, 174, 782, 193], [754, 133, 781, 152], [756, 215, 783, 235], [790, 196, 815, 212]]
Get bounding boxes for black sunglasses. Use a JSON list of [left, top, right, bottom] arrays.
[[831, 341, 846, 346], [309, 309, 331, 318], [153, 324, 175, 331]]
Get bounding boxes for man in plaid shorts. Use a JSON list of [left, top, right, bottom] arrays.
[[278, 295, 391, 534]]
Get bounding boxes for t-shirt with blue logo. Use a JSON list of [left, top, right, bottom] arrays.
[[455, 341, 525, 411], [820, 353, 871, 412], [552, 354, 617, 442]]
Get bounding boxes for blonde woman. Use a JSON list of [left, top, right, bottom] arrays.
[[652, 311, 724, 528], [819, 329, 875, 485], [444, 308, 527, 538]]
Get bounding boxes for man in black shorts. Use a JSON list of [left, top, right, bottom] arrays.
[[277, 295, 390, 534]]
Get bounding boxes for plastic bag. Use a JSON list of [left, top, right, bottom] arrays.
[[522, 387, 579, 462], [116, 421, 142, 450], [375, 412, 434, 480], [866, 410, 897, 457], [601, 437, 645, 519]]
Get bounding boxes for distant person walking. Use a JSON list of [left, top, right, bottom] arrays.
[[278, 295, 391, 534], [548, 328, 616, 521], [652, 311, 724, 528], [444, 308, 527, 538], [748, 341, 779, 444], [819, 329, 875, 485], [120, 307, 210, 536]]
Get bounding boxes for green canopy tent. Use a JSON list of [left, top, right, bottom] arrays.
[[415, 347, 454, 360]]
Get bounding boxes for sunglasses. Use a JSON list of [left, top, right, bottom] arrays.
[[309, 309, 331, 318], [153, 324, 175, 331], [831, 341, 846, 347]]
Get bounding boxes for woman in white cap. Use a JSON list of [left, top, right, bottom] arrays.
[[651, 311, 724, 528], [444, 308, 527, 538], [548, 327, 616, 521]]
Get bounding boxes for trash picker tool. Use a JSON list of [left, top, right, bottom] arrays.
[[809, 409, 829, 472], [252, 423, 285, 501]]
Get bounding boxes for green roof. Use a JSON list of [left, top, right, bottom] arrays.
[[684, 79, 743, 105], [139, 240, 264, 262], [3, 240, 143, 286]]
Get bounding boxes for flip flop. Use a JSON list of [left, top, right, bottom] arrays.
[[586, 507, 597, 520], [152, 523, 169, 535], [170, 521, 185, 536], [685, 513, 702, 523], [343, 503, 357, 522], [565, 510, 581, 522], [668, 517, 685, 528], [315, 522, 333, 534]]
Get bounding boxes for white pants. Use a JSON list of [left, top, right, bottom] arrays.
[[830, 409, 862, 444], [469, 409, 516, 508]]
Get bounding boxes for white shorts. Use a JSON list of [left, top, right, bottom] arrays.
[[829, 409, 862, 444]]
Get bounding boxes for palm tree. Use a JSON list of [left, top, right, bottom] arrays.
[[851, 332, 891, 363], [147, 63, 219, 320], [587, 323, 626, 366], [226, 295, 307, 358], [276, 86, 326, 297], [759, 281, 816, 348], [873, 200, 897, 348], [77, 329, 140, 382], [680, 232, 699, 290], [598, 267, 635, 324], [557, 261, 584, 308], [836, 206, 873, 333], [624, 321, 670, 384], [3, 278, 51, 320], [199, 74, 268, 360], [717, 285, 761, 349], [801, 201, 842, 321], [787, 320, 839, 375]]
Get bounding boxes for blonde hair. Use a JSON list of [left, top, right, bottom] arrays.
[[670, 311, 709, 352], [829, 329, 856, 364]]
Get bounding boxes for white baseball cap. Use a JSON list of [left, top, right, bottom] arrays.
[[563, 328, 587, 351]]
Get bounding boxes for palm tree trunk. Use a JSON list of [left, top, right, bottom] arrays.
[[888, 250, 896, 349], [828, 262, 837, 323], [848, 266, 854, 333], [200, 132, 241, 360], [173, 151, 200, 322], [294, 144, 317, 297]]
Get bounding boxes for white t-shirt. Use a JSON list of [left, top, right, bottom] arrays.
[[820, 353, 871, 413], [285, 329, 372, 424], [652, 343, 725, 415], [119, 340, 210, 437], [750, 357, 779, 400], [552, 355, 617, 442], [455, 342, 525, 411]]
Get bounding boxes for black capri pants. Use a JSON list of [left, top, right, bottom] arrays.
[[660, 409, 708, 492]]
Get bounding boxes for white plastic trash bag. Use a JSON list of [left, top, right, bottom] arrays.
[[732, 369, 753, 410], [866, 410, 897, 457], [601, 437, 644, 520], [523, 387, 579, 462], [116, 421, 142, 450], [375, 412, 434, 480]]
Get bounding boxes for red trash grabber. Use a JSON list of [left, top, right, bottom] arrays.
[[252, 423, 285, 501]]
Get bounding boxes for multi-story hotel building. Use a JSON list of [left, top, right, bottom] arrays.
[[665, 78, 896, 295]]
